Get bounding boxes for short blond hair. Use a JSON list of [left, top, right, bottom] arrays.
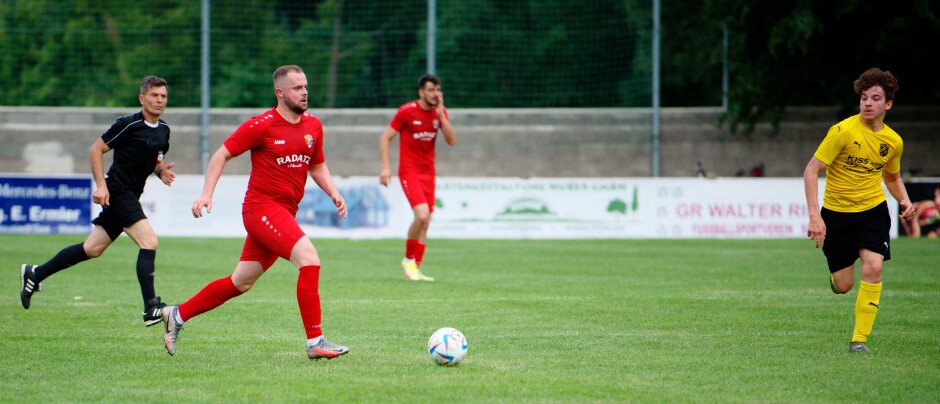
[[273, 65, 304, 88]]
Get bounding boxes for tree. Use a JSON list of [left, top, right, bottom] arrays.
[[3, 0, 937, 112], [696, 0, 940, 133]]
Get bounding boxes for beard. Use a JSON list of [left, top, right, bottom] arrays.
[[286, 98, 307, 114]]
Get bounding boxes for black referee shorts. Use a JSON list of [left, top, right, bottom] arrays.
[[821, 201, 891, 272], [91, 192, 147, 241]]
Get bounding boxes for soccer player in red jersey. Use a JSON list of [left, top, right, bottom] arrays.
[[161, 65, 350, 360], [379, 74, 458, 281]]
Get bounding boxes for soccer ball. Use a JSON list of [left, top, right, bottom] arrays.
[[427, 327, 468, 366]]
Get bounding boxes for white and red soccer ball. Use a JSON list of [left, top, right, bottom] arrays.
[[427, 327, 468, 366]]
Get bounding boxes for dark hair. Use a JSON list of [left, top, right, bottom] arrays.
[[273, 65, 304, 87], [418, 73, 441, 90], [854, 68, 898, 101], [140, 76, 167, 94]]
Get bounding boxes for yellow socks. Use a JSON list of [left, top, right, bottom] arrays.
[[852, 281, 882, 343]]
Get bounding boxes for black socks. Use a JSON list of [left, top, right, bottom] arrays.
[[137, 249, 157, 307], [34, 243, 89, 283]]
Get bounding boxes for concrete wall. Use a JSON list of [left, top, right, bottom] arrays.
[[0, 106, 937, 178]]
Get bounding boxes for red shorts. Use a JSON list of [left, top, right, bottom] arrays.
[[240, 204, 306, 270], [400, 173, 435, 213]]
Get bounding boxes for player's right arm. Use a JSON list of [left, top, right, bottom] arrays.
[[803, 156, 828, 248], [378, 125, 398, 187], [89, 138, 111, 206], [192, 145, 234, 218]]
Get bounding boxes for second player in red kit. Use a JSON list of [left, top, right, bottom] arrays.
[[379, 74, 458, 281]]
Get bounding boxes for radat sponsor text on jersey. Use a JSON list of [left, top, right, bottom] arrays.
[[276, 154, 311, 168], [412, 131, 437, 141]]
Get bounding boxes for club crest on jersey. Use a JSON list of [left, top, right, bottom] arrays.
[[433, 119, 440, 129], [305, 134, 314, 148], [879, 143, 888, 157]]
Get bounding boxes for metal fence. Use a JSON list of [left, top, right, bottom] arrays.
[[0, 0, 651, 109]]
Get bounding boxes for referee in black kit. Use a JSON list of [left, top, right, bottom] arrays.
[[20, 76, 177, 327]]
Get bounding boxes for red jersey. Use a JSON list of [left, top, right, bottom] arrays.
[[223, 107, 325, 212], [389, 101, 448, 175]]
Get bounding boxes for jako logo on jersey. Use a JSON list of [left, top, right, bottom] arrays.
[[276, 154, 311, 166], [305, 134, 314, 148], [412, 120, 422, 125], [412, 131, 436, 141], [274, 139, 286, 145]]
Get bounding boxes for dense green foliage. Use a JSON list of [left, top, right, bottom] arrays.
[[665, 0, 940, 131], [1, 0, 938, 128], [3, 235, 939, 401], [0, 0, 645, 108]]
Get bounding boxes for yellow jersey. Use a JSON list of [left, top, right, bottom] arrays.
[[814, 114, 903, 212]]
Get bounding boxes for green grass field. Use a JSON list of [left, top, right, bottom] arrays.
[[2, 235, 938, 402]]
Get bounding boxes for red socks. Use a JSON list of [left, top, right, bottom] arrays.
[[406, 239, 426, 267], [405, 239, 418, 260], [176, 267, 324, 341], [297, 265, 322, 339], [415, 242, 426, 267], [178, 275, 243, 322]]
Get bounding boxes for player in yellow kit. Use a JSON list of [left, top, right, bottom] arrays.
[[803, 67, 916, 353]]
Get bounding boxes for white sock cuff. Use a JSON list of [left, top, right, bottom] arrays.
[[307, 336, 323, 347]]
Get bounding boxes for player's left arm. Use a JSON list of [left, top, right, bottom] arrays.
[[309, 162, 347, 219], [154, 160, 176, 186], [436, 95, 457, 146], [884, 169, 915, 220]]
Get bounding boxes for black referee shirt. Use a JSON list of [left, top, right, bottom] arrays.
[[100, 111, 171, 197]]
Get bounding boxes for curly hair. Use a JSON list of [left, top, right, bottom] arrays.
[[854, 68, 898, 101]]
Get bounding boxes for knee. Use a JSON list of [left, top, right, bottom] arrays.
[[414, 213, 431, 228], [83, 243, 105, 258], [832, 279, 855, 295], [290, 243, 321, 268], [294, 251, 321, 268], [233, 279, 254, 293], [831, 271, 854, 294], [138, 236, 159, 251], [861, 262, 883, 282]]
